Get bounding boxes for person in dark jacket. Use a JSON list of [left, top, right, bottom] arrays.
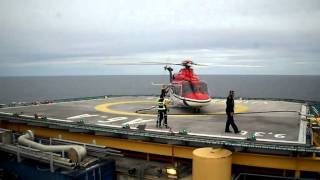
[[225, 90, 240, 133], [157, 96, 168, 128]]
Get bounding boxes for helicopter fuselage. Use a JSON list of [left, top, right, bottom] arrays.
[[167, 66, 211, 108]]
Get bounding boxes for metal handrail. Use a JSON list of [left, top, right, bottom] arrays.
[[1, 113, 320, 154]]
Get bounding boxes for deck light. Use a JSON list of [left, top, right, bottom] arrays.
[[166, 167, 177, 179]]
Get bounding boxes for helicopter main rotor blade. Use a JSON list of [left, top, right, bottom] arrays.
[[190, 62, 208, 66], [104, 60, 208, 66], [140, 61, 181, 65], [104, 62, 163, 65], [151, 82, 172, 86], [105, 62, 180, 66]]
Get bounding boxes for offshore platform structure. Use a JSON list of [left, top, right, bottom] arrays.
[[0, 95, 319, 179]]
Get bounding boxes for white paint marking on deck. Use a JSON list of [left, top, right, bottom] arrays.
[[106, 117, 128, 123], [67, 114, 99, 120], [251, 101, 257, 104], [145, 128, 171, 133], [298, 105, 307, 144], [19, 114, 34, 118], [264, 101, 268, 104], [274, 134, 286, 138], [97, 117, 129, 124], [190, 131, 306, 144], [123, 118, 155, 125], [188, 132, 247, 140], [254, 132, 266, 137], [97, 120, 108, 124], [0, 112, 13, 115], [101, 116, 108, 118], [239, 131, 248, 135], [256, 138, 305, 144], [96, 123, 122, 128]]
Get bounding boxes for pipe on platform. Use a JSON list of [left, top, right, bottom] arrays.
[[0, 143, 76, 169], [18, 130, 86, 163]]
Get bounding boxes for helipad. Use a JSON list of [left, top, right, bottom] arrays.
[[0, 96, 307, 145]]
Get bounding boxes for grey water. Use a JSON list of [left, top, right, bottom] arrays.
[[0, 75, 320, 104]]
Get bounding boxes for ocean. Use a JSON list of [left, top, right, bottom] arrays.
[[0, 75, 320, 104]]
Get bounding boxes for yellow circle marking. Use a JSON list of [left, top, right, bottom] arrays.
[[95, 101, 155, 117], [235, 104, 249, 114], [95, 100, 248, 117]]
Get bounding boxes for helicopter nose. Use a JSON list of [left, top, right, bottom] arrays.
[[195, 93, 210, 100], [185, 92, 210, 100]]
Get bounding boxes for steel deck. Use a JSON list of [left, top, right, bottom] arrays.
[[0, 96, 312, 152]]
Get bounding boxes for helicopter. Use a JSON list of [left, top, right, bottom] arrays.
[[159, 60, 211, 111], [106, 59, 212, 112]]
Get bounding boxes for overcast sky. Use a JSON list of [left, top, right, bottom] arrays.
[[0, 0, 320, 76]]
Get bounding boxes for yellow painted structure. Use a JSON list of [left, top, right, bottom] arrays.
[[193, 148, 232, 180], [1, 122, 320, 175], [313, 130, 320, 147]]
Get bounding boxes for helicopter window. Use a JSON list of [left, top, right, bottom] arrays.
[[199, 82, 208, 93], [182, 81, 208, 95], [182, 82, 194, 95], [173, 85, 181, 95], [182, 86, 191, 95]]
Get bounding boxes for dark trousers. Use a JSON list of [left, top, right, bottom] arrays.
[[157, 110, 167, 127], [225, 112, 239, 133]]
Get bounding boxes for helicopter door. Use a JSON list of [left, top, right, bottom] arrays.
[[173, 84, 182, 96]]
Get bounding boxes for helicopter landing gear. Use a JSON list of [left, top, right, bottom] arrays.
[[193, 108, 201, 113]]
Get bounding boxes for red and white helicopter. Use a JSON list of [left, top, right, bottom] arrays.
[[160, 60, 211, 111], [106, 60, 212, 111]]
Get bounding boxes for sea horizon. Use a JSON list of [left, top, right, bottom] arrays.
[[0, 75, 320, 104]]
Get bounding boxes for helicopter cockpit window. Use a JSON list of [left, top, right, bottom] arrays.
[[199, 82, 208, 93], [182, 82, 192, 95], [182, 81, 208, 95]]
